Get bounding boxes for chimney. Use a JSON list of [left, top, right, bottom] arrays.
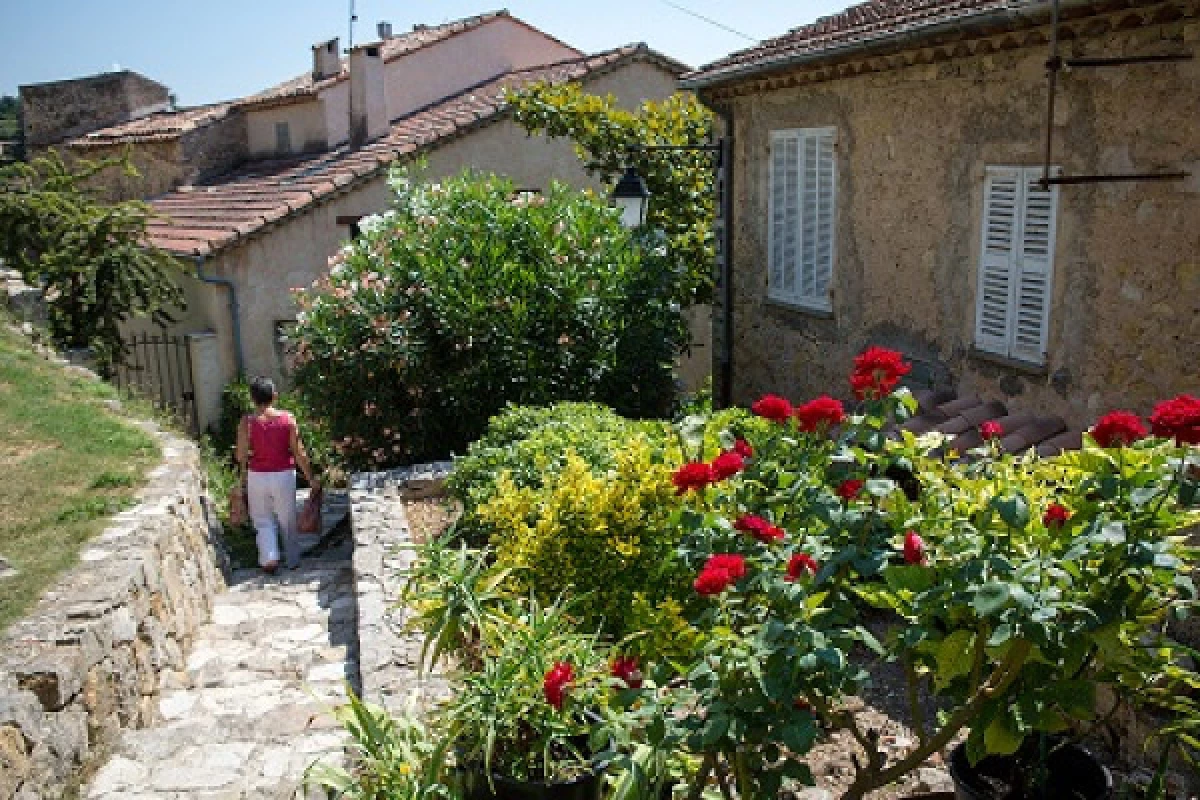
[[349, 44, 386, 147], [377, 21, 393, 39], [312, 38, 341, 81]]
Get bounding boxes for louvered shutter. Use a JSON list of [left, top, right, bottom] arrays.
[[768, 132, 800, 301], [974, 166, 1058, 363], [1010, 170, 1058, 364], [769, 128, 836, 310], [975, 168, 1020, 355]]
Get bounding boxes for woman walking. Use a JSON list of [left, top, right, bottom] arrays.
[[235, 377, 318, 574]]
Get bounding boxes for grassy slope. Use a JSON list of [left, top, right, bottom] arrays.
[[0, 323, 159, 632]]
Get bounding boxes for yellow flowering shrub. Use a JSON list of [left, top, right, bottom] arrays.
[[477, 439, 693, 654]]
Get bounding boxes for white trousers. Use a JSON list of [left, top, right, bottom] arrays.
[[247, 469, 300, 568]]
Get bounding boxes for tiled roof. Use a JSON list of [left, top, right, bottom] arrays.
[[70, 103, 235, 147], [145, 45, 670, 258], [682, 0, 1019, 88]]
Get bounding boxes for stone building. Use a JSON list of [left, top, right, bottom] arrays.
[[682, 0, 1199, 429], [21, 12, 700, 431]]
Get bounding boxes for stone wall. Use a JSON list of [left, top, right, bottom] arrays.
[[0, 428, 228, 799], [349, 464, 452, 717], [714, 5, 1198, 429], [20, 71, 169, 149]]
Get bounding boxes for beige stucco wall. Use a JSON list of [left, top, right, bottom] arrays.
[[717, 13, 1199, 429], [246, 98, 328, 157], [380, 18, 581, 123]]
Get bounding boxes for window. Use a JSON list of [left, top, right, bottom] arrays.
[[768, 127, 836, 311], [974, 167, 1059, 365], [275, 122, 292, 155]]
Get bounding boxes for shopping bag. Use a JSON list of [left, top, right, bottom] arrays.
[[229, 483, 249, 528], [298, 486, 323, 534]]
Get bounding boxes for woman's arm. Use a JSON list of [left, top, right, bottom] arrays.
[[289, 418, 317, 487], [234, 416, 249, 481]]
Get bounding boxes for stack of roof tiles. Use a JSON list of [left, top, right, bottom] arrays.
[[903, 388, 1082, 457]]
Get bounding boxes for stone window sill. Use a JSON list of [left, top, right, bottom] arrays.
[[763, 297, 835, 320], [969, 347, 1049, 376]]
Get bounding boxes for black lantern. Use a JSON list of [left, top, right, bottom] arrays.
[[611, 166, 650, 229]]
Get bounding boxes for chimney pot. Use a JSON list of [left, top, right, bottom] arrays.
[[377, 21, 393, 39], [349, 45, 387, 147], [312, 37, 341, 81]]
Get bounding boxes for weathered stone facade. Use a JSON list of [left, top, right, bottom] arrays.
[[707, 2, 1198, 428], [19, 71, 169, 150], [0, 428, 228, 799]]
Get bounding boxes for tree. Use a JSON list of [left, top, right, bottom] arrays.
[[0, 96, 17, 141], [0, 151, 185, 373], [507, 83, 715, 305]]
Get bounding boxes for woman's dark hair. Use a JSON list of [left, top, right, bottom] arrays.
[[249, 377, 277, 407]]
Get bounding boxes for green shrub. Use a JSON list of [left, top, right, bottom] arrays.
[[289, 170, 690, 467]]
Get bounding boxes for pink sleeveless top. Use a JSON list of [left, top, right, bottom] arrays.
[[247, 411, 295, 472]]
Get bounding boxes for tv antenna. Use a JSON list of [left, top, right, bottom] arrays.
[[348, 0, 359, 50]]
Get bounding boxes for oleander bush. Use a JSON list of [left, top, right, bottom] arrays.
[[289, 170, 690, 468]]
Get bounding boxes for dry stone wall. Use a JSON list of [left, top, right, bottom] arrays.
[[0, 428, 228, 800]]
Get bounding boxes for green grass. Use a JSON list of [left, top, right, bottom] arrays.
[[0, 322, 159, 632]]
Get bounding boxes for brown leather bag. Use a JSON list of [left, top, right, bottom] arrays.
[[298, 486, 323, 534], [229, 482, 249, 527]]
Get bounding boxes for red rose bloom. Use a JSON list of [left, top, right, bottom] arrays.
[[785, 553, 819, 581], [979, 420, 1004, 441], [672, 461, 714, 495], [733, 439, 754, 459], [543, 661, 574, 710], [706, 554, 747, 580], [735, 514, 785, 543], [752, 394, 794, 422], [1090, 411, 1148, 448], [1149, 395, 1200, 445], [1043, 502, 1072, 529], [902, 531, 926, 565], [610, 655, 643, 689], [850, 347, 912, 399], [710, 451, 746, 480], [836, 479, 864, 501], [795, 396, 846, 432], [694, 568, 732, 596]]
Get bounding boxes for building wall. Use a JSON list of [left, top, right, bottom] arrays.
[[380, 18, 581, 122], [246, 98, 328, 158], [20, 71, 169, 148], [719, 14, 1199, 429], [181, 111, 248, 184]]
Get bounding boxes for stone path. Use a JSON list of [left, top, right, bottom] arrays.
[[85, 531, 357, 800]]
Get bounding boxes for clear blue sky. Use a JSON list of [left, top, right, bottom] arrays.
[[0, 1, 849, 105]]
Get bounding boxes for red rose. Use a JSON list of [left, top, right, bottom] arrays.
[[694, 567, 732, 596], [543, 661, 574, 709], [735, 514, 785, 543], [752, 394, 794, 422], [850, 347, 912, 399], [706, 554, 747, 580], [1043, 502, 1072, 529], [785, 553, 819, 581], [979, 420, 1004, 441], [672, 461, 714, 495], [1090, 411, 1148, 448], [902, 531, 926, 565], [835, 479, 864, 501], [610, 655, 643, 689], [733, 439, 754, 459], [710, 451, 746, 480], [1149, 395, 1200, 445], [795, 395, 846, 432]]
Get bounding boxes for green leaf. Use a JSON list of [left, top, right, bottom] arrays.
[[883, 564, 937, 594], [865, 478, 897, 498], [779, 715, 817, 755], [933, 630, 976, 690], [983, 711, 1024, 756], [993, 494, 1031, 530], [973, 582, 1012, 616]]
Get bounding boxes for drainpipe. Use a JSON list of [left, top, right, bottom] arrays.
[[714, 103, 735, 410], [193, 256, 246, 377]]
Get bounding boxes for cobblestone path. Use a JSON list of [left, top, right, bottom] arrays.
[[85, 537, 357, 799]]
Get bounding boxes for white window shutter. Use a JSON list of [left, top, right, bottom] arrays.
[[975, 168, 1020, 355], [768, 132, 800, 302], [769, 128, 836, 310], [1009, 169, 1058, 364]]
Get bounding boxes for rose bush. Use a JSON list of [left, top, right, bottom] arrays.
[[290, 170, 689, 467]]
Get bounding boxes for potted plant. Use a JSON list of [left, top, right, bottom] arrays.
[[631, 349, 1199, 800]]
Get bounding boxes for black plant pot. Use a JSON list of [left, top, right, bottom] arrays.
[[460, 766, 604, 800], [949, 740, 1112, 800]]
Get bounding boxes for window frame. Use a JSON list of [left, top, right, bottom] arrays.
[[766, 126, 838, 313]]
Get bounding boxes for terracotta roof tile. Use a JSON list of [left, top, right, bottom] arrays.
[[682, 0, 1019, 88], [70, 103, 235, 146], [146, 46, 661, 258]]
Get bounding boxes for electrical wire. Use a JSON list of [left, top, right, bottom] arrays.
[[656, 0, 759, 42]]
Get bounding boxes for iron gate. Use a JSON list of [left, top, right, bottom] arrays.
[[113, 333, 199, 433]]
